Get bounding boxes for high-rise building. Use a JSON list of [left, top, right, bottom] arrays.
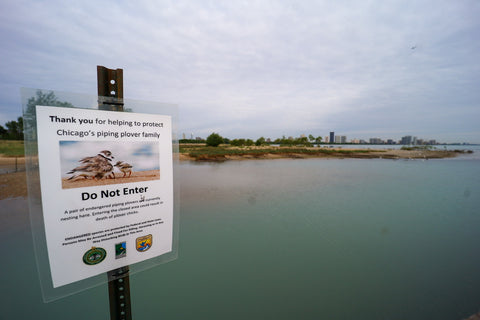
[[400, 136, 413, 145], [330, 132, 334, 143], [370, 138, 383, 144]]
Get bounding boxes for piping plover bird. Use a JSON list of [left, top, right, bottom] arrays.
[[114, 161, 133, 178], [67, 150, 114, 180]]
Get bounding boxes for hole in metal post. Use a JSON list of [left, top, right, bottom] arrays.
[[110, 91, 116, 95], [110, 80, 115, 84]]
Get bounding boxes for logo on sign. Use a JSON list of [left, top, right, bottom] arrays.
[[82, 247, 107, 265], [115, 242, 127, 259], [136, 235, 152, 252]]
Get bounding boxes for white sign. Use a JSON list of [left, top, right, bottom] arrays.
[[36, 106, 173, 288]]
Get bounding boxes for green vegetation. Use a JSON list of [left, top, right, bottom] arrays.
[[453, 149, 473, 154], [230, 138, 255, 146], [0, 140, 25, 157], [178, 138, 205, 144], [273, 135, 321, 147], [0, 117, 23, 140], [180, 145, 372, 160], [181, 132, 379, 160], [401, 145, 435, 151], [2, 90, 75, 142], [255, 137, 266, 146], [206, 132, 224, 147], [23, 90, 75, 140], [201, 133, 326, 148]]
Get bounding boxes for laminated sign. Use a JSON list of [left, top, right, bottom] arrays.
[[36, 106, 174, 288]]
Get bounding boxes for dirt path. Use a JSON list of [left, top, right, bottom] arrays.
[[0, 156, 25, 173], [0, 171, 27, 199]]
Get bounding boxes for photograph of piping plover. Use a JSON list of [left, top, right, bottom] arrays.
[[67, 150, 115, 180], [60, 141, 160, 189]]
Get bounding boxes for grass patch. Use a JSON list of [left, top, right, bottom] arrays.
[[180, 146, 374, 159], [0, 140, 25, 157], [400, 145, 435, 151]]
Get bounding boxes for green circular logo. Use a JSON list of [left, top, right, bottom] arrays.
[[82, 247, 107, 265]]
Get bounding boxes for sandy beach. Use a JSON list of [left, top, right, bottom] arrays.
[[0, 155, 25, 173], [0, 170, 28, 199]]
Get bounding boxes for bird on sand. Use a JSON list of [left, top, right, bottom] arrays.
[[67, 150, 114, 180], [114, 161, 133, 178]]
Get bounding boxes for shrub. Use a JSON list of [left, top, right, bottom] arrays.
[[206, 132, 224, 147]]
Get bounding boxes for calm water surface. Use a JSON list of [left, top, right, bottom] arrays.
[[1, 155, 479, 319]]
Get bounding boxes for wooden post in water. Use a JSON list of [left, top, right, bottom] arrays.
[[97, 65, 132, 320]]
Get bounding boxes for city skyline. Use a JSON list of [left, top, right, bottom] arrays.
[[181, 131, 473, 145]]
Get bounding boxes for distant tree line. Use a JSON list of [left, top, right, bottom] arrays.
[[2, 90, 76, 141], [230, 138, 255, 146], [204, 133, 323, 147], [272, 135, 322, 147], [0, 117, 23, 140], [178, 138, 205, 144]]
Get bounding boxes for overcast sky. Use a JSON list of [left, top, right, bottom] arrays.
[[1, 0, 479, 143]]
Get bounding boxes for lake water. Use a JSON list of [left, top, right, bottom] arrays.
[[1, 149, 480, 319]]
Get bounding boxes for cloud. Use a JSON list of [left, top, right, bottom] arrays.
[[1, 0, 479, 142]]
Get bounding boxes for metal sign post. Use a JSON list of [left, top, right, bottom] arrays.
[[97, 65, 132, 320]]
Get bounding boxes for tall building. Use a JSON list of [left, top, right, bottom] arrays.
[[400, 136, 413, 145], [330, 132, 334, 144]]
